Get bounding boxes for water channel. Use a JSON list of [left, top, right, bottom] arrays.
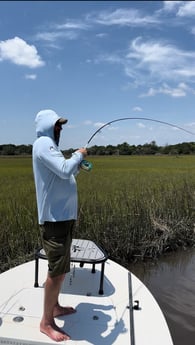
[[129, 247, 195, 345]]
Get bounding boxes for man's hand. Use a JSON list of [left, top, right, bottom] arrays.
[[76, 148, 87, 157]]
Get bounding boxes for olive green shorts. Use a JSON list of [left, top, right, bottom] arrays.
[[40, 220, 75, 278]]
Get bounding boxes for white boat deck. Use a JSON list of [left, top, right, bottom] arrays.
[[0, 258, 173, 345]]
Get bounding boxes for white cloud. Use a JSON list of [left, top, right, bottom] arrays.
[[141, 82, 195, 98], [177, 1, 195, 17], [87, 8, 160, 26], [162, 1, 183, 12], [34, 19, 89, 46], [94, 122, 106, 128], [187, 122, 195, 127], [97, 36, 195, 91], [162, 1, 195, 17], [55, 21, 89, 30], [107, 126, 118, 131], [67, 124, 77, 129], [191, 27, 195, 35], [25, 74, 37, 80], [133, 106, 143, 112], [0, 37, 45, 68], [126, 37, 195, 81], [137, 122, 146, 128], [35, 30, 78, 42], [141, 83, 184, 97], [96, 33, 107, 38]]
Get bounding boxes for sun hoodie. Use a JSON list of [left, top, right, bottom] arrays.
[[32, 109, 84, 225]]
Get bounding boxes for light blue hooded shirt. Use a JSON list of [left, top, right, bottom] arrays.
[[32, 109, 84, 225]]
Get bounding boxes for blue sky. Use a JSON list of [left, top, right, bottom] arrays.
[[1, 1, 195, 149]]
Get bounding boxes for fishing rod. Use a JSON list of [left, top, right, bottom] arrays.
[[80, 116, 195, 171], [86, 117, 195, 146]]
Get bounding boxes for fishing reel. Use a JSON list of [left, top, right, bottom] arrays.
[[80, 159, 93, 172]]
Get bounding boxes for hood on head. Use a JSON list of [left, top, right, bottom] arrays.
[[35, 109, 68, 139]]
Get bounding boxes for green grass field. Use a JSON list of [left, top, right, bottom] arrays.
[[1, 155, 195, 272]]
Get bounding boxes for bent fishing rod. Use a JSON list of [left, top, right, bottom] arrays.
[[80, 116, 195, 171], [85, 117, 195, 147]]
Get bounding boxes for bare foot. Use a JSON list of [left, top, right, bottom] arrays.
[[53, 305, 76, 317], [40, 321, 70, 342]]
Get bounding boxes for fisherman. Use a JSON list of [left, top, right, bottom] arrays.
[[32, 109, 87, 341]]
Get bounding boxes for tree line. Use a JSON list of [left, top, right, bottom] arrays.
[[1, 141, 195, 156]]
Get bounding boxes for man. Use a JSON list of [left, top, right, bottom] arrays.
[[32, 109, 87, 342]]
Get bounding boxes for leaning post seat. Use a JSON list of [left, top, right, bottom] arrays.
[[34, 239, 108, 295]]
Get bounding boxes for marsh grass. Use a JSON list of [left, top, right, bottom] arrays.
[[0, 155, 195, 272], [76, 156, 195, 265], [0, 157, 39, 272]]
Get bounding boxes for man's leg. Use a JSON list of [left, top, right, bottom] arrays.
[[40, 273, 70, 341], [40, 220, 76, 341]]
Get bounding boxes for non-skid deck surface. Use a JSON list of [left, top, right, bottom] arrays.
[[0, 259, 173, 345], [0, 260, 131, 345]]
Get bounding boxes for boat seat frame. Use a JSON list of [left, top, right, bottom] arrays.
[[34, 238, 108, 295]]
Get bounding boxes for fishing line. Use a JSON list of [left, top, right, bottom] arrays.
[[80, 117, 195, 171]]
